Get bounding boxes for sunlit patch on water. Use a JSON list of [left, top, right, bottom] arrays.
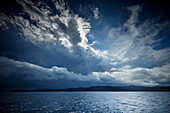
[[0, 92, 170, 113]]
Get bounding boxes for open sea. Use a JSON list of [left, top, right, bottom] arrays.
[[0, 92, 170, 113]]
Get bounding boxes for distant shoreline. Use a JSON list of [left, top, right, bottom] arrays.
[[11, 85, 170, 92]]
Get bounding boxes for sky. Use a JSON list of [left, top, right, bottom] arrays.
[[0, 0, 170, 91]]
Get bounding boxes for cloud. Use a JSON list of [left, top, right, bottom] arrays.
[[93, 7, 99, 19], [0, 13, 9, 30], [0, 0, 111, 74], [126, 5, 142, 25], [1, 56, 170, 86], [0, 0, 91, 51], [0, 2, 170, 87], [0, 56, 113, 82], [107, 5, 170, 66], [93, 63, 170, 85], [0, 0, 105, 59], [0, 56, 116, 85], [115, 63, 170, 85], [0, 56, 90, 81]]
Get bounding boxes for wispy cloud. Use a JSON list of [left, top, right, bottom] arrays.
[[0, 13, 9, 30], [93, 7, 99, 19], [106, 5, 170, 66]]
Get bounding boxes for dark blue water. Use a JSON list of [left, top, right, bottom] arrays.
[[0, 92, 169, 113]]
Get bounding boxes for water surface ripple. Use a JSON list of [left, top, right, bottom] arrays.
[[0, 92, 169, 113]]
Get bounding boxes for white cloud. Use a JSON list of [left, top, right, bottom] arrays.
[[93, 7, 99, 19], [1, 56, 170, 85], [75, 15, 91, 48], [59, 37, 73, 50], [0, 0, 91, 52], [92, 63, 170, 85], [0, 0, 109, 61], [106, 5, 170, 66]]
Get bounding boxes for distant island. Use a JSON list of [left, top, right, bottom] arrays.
[[11, 85, 170, 92]]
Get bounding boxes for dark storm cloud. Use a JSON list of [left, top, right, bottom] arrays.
[[0, 56, 117, 83], [0, 56, 88, 81]]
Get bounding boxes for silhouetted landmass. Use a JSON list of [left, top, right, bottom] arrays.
[[11, 85, 170, 92]]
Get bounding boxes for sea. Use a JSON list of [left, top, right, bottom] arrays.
[[0, 92, 169, 113]]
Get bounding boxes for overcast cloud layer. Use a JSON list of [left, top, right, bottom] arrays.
[[0, 0, 170, 90]]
